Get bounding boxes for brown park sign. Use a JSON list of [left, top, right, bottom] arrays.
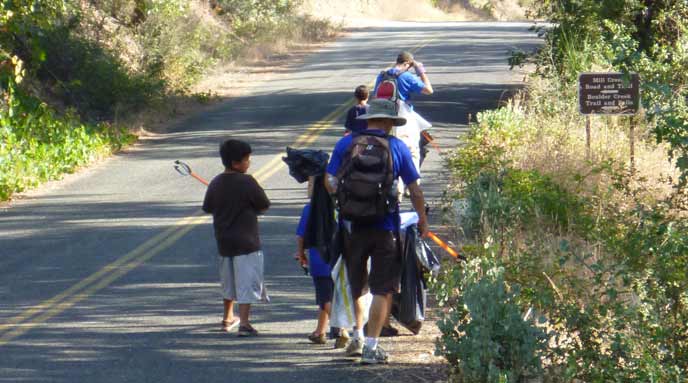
[[579, 72, 640, 115]]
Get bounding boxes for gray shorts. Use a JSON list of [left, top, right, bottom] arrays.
[[218, 251, 269, 304]]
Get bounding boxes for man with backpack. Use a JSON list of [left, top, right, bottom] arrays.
[[325, 98, 428, 364], [374, 52, 433, 192]]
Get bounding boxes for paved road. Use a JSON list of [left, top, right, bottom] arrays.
[[0, 22, 540, 382]]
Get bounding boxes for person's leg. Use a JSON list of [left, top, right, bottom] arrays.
[[353, 297, 365, 335], [239, 303, 251, 326], [219, 256, 239, 330], [366, 293, 393, 338], [343, 228, 371, 356], [223, 299, 235, 322], [316, 302, 330, 335], [234, 251, 266, 335], [362, 230, 401, 363], [344, 228, 369, 341]]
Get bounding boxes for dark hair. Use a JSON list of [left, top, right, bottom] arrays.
[[220, 139, 252, 169], [354, 85, 369, 101], [396, 51, 414, 65]]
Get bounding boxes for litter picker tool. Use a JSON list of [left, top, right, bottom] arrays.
[[174, 160, 209, 186], [427, 231, 465, 261], [174, 160, 308, 275], [421, 130, 442, 154], [172, 160, 463, 261]]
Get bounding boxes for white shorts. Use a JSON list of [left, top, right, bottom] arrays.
[[218, 251, 269, 304]]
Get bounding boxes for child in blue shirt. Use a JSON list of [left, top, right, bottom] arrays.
[[295, 201, 349, 348]]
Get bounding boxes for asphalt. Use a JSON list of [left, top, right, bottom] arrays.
[[0, 21, 541, 382]]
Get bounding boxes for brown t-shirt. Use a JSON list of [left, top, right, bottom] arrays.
[[202, 172, 270, 257]]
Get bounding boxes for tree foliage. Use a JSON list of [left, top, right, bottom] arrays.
[[528, 0, 688, 183]]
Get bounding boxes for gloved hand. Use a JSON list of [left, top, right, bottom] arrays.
[[414, 61, 426, 76]]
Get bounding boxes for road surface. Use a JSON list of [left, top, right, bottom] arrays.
[[0, 21, 540, 382]]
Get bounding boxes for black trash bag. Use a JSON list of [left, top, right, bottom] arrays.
[[282, 147, 330, 183], [304, 175, 337, 264], [416, 236, 441, 277], [391, 225, 427, 335], [419, 129, 433, 168]]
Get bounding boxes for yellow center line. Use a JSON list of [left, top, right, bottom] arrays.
[[0, 215, 197, 333], [0, 99, 349, 346], [0, 37, 436, 346], [251, 36, 436, 182]]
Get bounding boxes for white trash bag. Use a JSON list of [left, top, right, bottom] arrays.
[[330, 255, 372, 329]]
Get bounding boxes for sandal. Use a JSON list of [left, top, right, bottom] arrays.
[[238, 324, 259, 337], [308, 332, 327, 345], [221, 318, 240, 332]]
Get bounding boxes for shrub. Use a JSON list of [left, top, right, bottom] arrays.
[[0, 59, 134, 200], [35, 24, 164, 120], [434, 258, 548, 383]]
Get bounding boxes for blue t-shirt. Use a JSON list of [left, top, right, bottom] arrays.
[[374, 69, 426, 105], [345, 104, 368, 133], [326, 130, 420, 231], [296, 204, 331, 277]]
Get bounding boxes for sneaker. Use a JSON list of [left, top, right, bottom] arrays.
[[308, 332, 327, 345], [237, 325, 259, 337], [334, 332, 350, 349], [361, 345, 389, 365], [345, 337, 363, 357]]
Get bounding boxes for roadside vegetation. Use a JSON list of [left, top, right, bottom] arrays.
[[432, 1, 688, 381], [432, 0, 531, 20], [0, 0, 336, 201]]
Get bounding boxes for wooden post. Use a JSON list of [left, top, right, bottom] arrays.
[[585, 115, 591, 161], [629, 116, 636, 174]]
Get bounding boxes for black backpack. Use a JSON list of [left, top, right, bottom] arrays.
[[336, 132, 396, 223]]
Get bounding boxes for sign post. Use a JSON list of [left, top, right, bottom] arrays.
[[578, 72, 640, 171], [585, 115, 591, 160]]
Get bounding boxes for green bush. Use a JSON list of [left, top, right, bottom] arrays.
[[436, 103, 688, 383], [0, 0, 334, 200], [0, 72, 134, 200], [434, 258, 547, 383], [35, 24, 164, 120]]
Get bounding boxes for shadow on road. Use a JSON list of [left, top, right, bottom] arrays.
[[0, 21, 542, 383]]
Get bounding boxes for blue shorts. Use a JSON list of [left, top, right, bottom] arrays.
[[312, 276, 334, 310]]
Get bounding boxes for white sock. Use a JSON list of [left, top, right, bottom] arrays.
[[364, 337, 378, 350], [353, 327, 364, 340]]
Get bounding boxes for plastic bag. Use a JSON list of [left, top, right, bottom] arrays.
[[394, 102, 432, 151], [416, 237, 441, 277], [391, 225, 427, 334], [282, 147, 330, 183], [330, 255, 372, 329]]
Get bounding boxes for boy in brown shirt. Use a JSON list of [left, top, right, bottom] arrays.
[[202, 139, 270, 336]]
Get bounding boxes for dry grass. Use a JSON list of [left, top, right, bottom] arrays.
[[434, 0, 530, 21], [301, 0, 487, 23], [508, 77, 679, 210]]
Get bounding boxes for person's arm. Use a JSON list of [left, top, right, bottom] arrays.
[[325, 138, 346, 194], [295, 236, 308, 266], [414, 62, 433, 95], [407, 182, 428, 236], [202, 184, 213, 214], [396, 138, 428, 235], [324, 174, 337, 194], [250, 177, 271, 214], [344, 107, 354, 131]]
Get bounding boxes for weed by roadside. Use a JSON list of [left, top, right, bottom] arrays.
[[0, 0, 337, 201], [432, 2, 688, 378]]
